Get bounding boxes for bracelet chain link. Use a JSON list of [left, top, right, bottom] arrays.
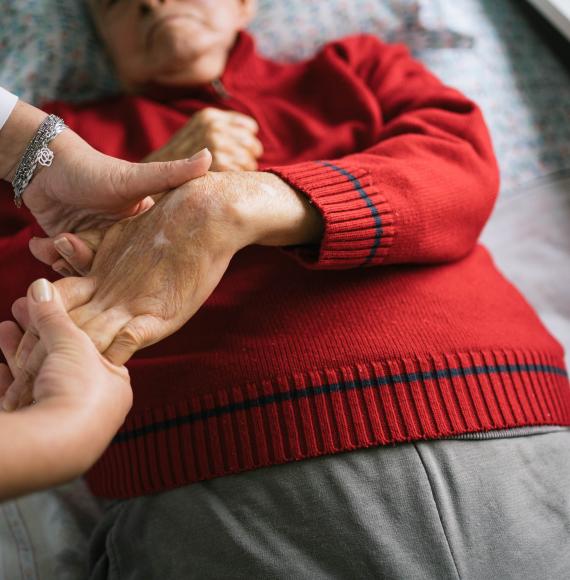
[[11, 114, 67, 208]]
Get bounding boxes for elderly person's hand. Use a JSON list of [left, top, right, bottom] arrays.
[[0, 279, 131, 499], [6, 171, 322, 411], [27, 107, 260, 277], [0, 100, 212, 237], [146, 107, 263, 172]]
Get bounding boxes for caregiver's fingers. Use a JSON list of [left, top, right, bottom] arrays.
[[2, 371, 33, 412], [12, 277, 99, 340], [0, 321, 40, 411], [11, 277, 95, 367], [14, 330, 38, 370], [0, 341, 37, 412], [18, 341, 47, 402], [4, 339, 47, 412], [30, 233, 98, 275], [10, 283, 98, 376], [0, 321, 24, 377], [29, 236, 60, 266], [0, 364, 13, 400], [52, 259, 75, 278], [27, 280, 87, 354], [16, 381, 35, 409], [11, 297, 29, 332], [53, 235, 95, 275]]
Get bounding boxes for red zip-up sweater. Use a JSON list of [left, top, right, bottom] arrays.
[[1, 33, 568, 498]]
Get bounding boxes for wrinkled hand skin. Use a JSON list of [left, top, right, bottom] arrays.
[[66, 172, 251, 366], [146, 107, 263, 172], [10, 170, 322, 410]]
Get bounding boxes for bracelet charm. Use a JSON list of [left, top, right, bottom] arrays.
[[37, 147, 55, 167]]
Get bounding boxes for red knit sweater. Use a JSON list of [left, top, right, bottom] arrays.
[[1, 33, 568, 498]]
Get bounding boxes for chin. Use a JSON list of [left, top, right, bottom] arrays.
[[153, 27, 210, 62], [148, 41, 224, 86]]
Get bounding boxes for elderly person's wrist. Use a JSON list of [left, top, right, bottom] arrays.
[[0, 101, 48, 182], [223, 171, 323, 249]]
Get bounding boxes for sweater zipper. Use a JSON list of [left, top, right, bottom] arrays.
[[211, 78, 231, 100], [210, 78, 264, 156], [210, 77, 257, 127]]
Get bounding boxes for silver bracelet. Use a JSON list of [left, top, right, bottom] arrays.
[[11, 114, 67, 208]]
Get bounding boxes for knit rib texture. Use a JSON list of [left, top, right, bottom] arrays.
[[86, 349, 569, 498]]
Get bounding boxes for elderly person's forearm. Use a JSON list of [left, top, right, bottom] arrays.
[[31, 170, 324, 277], [230, 171, 323, 248]]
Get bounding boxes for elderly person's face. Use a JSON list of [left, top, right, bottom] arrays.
[[89, 0, 256, 89]]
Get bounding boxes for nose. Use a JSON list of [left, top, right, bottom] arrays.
[[137, 0, 166, 17]]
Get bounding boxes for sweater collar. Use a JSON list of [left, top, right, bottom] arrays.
[[140, 31, 260, 103]]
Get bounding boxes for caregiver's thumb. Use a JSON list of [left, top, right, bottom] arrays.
[[112, 147, 212, 203], [27, 279, 80, 354]]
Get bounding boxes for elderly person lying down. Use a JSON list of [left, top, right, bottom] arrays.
[[2, 0, 570, 577]]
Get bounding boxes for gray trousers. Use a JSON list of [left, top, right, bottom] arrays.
[[88, 427, 570, 580]]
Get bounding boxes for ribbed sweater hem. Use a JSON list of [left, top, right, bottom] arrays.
[[86, 348, 570, 498]]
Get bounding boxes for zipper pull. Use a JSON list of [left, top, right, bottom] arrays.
[[211, 78, 230, 99]]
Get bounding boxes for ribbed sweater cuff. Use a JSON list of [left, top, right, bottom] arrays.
[[267, 161, 396, 269]]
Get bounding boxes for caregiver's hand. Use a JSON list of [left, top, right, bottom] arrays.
[[0, 100, 212, 236], [145, 107, 262, 172], [11, 172, 322, 408], [0, 279, 132, 500]]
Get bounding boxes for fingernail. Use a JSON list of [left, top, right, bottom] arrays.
[[54, 236, 74, 257], [31, 279, 54, 303], [188, 148, 210, 162], [53, 264, 74, 277]]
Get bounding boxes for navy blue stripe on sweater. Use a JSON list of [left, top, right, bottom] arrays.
[[319, 162, 382, 265], [113, 363, 568, 443]]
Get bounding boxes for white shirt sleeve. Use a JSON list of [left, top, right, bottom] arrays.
[[0, 87, 19, 132]]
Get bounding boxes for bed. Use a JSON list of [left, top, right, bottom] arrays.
[[0, 1, 569, 578]]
